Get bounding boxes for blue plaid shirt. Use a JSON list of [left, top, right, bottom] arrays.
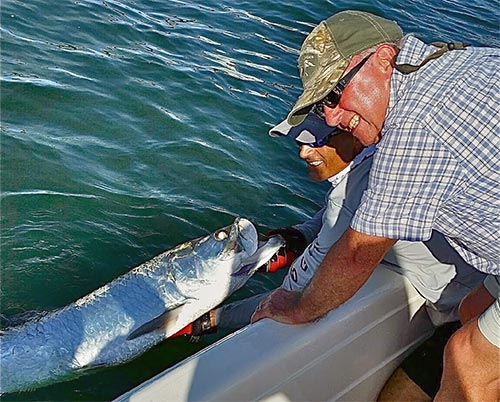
[[351, 36, 500, 275]]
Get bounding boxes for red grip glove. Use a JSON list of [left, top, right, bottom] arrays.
[[168, 311, 216, 340], [259, 227, 306, 273], [170, 323, 193, 338], [266, 249, 297, 273]]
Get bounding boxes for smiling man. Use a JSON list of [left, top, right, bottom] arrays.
[[252, 10, 499, 401]]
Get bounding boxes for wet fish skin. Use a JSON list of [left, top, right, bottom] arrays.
[[0, 217, 284, 394]]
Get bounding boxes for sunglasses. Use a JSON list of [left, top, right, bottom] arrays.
[[312, 53, 372, 118], [295, 126, 344, 148]]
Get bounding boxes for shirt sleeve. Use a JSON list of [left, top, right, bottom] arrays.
[[351, 123, 462, 241], [294, 206, 325, 243]]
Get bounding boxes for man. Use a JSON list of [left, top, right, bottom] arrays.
[[177, 113, 483, 344], [252, 10, 499, 401]]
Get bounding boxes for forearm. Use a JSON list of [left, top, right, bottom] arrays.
[[293, 228, 396, 322]]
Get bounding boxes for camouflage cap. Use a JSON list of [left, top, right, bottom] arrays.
[[287, 10, 403, 126]]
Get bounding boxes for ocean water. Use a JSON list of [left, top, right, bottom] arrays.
[[1, 0, 498, 400]]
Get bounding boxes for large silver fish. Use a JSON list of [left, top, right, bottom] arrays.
[[0, 217, 284, 394]]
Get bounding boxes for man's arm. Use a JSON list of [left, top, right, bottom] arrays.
[[252, 227, 396, 324]]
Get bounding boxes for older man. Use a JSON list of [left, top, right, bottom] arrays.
[[252, 10, 499, 401], [176, 114, 483, 355]]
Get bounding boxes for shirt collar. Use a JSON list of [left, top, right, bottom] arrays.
[[388, 35, 439, 113]]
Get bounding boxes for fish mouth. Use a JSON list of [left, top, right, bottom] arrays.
[[231, 234, 285, 277], [235, 218, 258, 256]]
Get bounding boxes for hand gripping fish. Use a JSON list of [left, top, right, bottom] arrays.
[[0, 217, 285, 394]]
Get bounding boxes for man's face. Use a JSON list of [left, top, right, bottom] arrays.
[[297, 131, 363, 181], [320, 48, 395, 146]]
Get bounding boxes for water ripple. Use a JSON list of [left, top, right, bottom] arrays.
[[1, 190, 103, 200], [1, 74, 66, 88]]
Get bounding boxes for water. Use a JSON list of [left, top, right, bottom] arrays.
[[1, 0, 498, 400]]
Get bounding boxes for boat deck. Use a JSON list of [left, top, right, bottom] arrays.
[[115, 264, 435, 402]]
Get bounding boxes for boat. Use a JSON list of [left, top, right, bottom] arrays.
[[115, 263, 435, 401]]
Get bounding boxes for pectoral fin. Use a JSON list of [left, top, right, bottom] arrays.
[[127, 303, 185, 341]]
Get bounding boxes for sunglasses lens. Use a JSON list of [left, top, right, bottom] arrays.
[[325, 89, 341, 107], [317, 136, 329, 147]]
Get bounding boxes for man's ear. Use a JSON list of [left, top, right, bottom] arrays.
[[374, 45, 397, 73]]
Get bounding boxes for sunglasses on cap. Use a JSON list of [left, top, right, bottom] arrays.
[[295, 126, 344, 148], [312, 53, 372, 118]]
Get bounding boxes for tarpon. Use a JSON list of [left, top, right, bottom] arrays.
[[0, 217, 284, 394]]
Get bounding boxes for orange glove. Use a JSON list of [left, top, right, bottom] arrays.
[[259, 227, 307, 273]]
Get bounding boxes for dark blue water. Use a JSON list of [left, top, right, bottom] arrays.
[[1, 0, 498, 400]]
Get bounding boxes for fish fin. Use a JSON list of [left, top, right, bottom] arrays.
[[231, 261, 259, 277], [127, 304, 186, 341], [232, 235, 285, 277]]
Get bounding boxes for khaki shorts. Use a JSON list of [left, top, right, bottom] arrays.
[[478, 275, 500, 348]]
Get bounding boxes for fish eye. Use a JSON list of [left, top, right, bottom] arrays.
[[213, 230, 229, 241]]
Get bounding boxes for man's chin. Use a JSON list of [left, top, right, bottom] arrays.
[[308, 170, 326, 182]]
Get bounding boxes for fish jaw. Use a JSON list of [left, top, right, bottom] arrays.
[[234, 217, 258, 257]]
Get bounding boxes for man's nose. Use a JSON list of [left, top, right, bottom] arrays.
[[298, 144, 314, 159]]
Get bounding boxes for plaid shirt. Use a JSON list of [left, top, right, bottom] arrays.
[[351, 35, 500, 275]]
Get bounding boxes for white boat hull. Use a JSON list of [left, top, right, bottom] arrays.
[[115, 264, 435, 402]]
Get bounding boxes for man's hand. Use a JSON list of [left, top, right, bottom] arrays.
[[251, 288, 305, 324], [254, 228, 396, 325]]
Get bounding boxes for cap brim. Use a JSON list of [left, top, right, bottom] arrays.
[[268, 119, 292, 137], [269, 113, 340, 143], [287, 57, 350, 126]]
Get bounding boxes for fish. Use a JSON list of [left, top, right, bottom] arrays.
[[0, 217, 285, 394]]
